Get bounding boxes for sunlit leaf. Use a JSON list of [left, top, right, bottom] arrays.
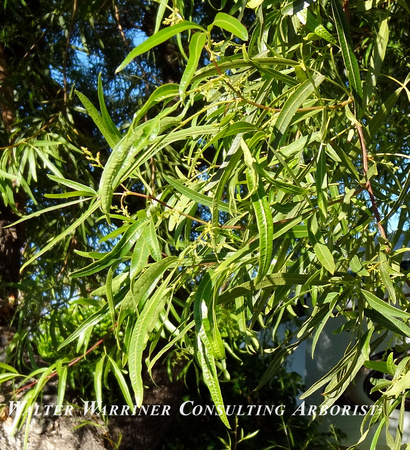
[[116, 22, 205, 73], [211, 13, 248, 41]]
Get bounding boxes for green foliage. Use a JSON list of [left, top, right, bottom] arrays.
[[1, 0, 410, 448]]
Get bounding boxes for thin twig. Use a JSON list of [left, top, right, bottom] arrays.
[[0, 115, 58, 150], [123, 190, 246, 229], [355, 121, 389, 244], [14, 337, 106, 395], [113, 1, 130, 50]]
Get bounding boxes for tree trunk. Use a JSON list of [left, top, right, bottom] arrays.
[[0, 40, 20, 359]]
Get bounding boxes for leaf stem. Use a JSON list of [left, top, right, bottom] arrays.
[[14, 337, 105, 395]]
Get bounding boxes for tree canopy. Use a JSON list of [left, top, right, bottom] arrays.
[[1, 0, 410, 448]]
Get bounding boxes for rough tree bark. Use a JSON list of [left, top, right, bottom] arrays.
[[0, 41, 20, 357]]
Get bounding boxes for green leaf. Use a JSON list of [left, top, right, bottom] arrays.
[[21, 199, 100, 272], [164, 174, 230, 213], [130, 239, 150, 282], [211, 13, 248, 41], [368, 87, 403, 138], [0, 168, 20, 181], [71, 218, 149, 278], [128, 277, 171, 406], [272, 74, 325, 148], [97, 73, 122, 143], [94, 355, 106, 407], [363, 16, 389, 108], [194, 272, 225, 360], [316, 144, 328, 220], [385, 371, 410, 396], [9, 197, 91, 227], [106, 264, 117, 329], [247, 167, 274, 281], [99, 119, 160, 214], [211, 135, 243, 225], [307, 214, 335, 274], [116, 22, 205, 73], [154, 0, 167, 34], [76, 90, 119, 149], [196, 336, 230, 428], [142, 219, 162, 262], [305, 10, 337, 45], [47, 174, 97, 195], [379, 251, 396, 303], [362, 290, 410, 320], [44, 191, 95, 199], [107, 355, 134, 409], [397, 0, 410, 15], [58, 303, 110, 350], [331, 0, 363, 115], [180, 32, 207, 94], [56, 361, 68, 407], [364, 308, 410, 338], [119, 257, 177, 324], [0, 362, 19, 373], [134, 84, 180, 124]]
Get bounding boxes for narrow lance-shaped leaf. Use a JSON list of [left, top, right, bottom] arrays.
[[47, 175, 96, 195], [119, 257, 178, 325], [21, 198, 100, 272], [143, 219, 162, 262], [106, 264, 117, 332], [362, 290, 410, 320], [247, 167, 274, 282], [94, 355, 106, 408], [211, 13, 248, 41], [180, 32, 207, 94], [211, 136, 243, 226], [128, 277, 172, 406], [116, 22, 205, 73], [97, 73, 122, 144], [305, 10, 337, 45], [363, 16, 389, 108], [368, 87, 403, 139], [307, 214, 335, 274], [194, 272, 225, 360], [99, 118, 160, 215], [76, 90, 119, 149], [272, 74, 325, 148], [71, 218, 149, 278], [331, 0, 363, 117], [364, 308, 410, 338], [130, 239, 150, 282], [55, 360, 68, 407], [196, 336, 230, 428], [107, 355, 134, 410], [164, 174, 230, 213], [316, 144, 328, 220], [134, 84, 179, 124]]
